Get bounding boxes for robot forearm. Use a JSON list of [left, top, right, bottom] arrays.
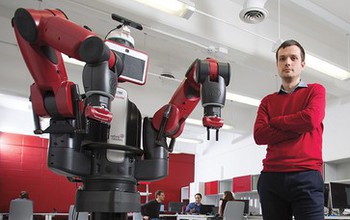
[[150, 58, 230, 144]]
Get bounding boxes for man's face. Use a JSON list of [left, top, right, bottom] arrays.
[[158, 193, 165, 202], [277, 45, 305, 81], [195, 195, 202, 204]]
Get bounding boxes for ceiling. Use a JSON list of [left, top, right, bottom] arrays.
[[1, 0, 350, 154]]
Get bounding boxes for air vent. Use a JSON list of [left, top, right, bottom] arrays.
[[239, 0, 268, 24]]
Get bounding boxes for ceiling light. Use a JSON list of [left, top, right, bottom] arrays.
[[133, 0, 195, 19], [226, 92, 260, 107], [306, 53, 350, 80]]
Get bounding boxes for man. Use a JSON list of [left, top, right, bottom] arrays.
[[185, 193, 202, 214], [141, 190, 165, 220], [254, 39, 325, 220]]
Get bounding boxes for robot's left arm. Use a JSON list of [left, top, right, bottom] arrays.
[[151, 58, 231, 147], [137, 58, 230, 181]]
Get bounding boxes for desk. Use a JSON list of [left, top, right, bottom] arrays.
[[246, 216, 262, 219], [325, 216, 350, 219], [36, 212, 69, 220], [176, 214, 215, 220], [160, 213, 177, 220], [0, 212, 69, 220], [246, 215, 350, 220]]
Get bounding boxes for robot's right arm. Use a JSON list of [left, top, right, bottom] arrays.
[[12, 8, 126, 178], [12, 8, 121, 132]]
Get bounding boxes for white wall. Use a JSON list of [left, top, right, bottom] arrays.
[[194, 130, 265, 182], [323, 98, 350, 162], [0, 94, 36, 135], [0, 94, 49, 137]]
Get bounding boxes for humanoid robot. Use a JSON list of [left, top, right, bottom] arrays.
[[12, 8, 230, 220]]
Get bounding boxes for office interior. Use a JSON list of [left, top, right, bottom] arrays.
[[1, 0, 350, 219]]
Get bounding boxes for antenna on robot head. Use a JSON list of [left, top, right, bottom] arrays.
[[105, 14, 143, 48]]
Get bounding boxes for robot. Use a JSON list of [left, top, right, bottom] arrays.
[[12, 8, 230, 220]]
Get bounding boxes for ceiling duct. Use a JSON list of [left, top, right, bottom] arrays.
[[239, 0, 268, 24]]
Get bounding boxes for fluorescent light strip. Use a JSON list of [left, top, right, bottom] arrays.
[[133, 0, 195, 19], [306, 53, 350, 80], [226, 92, 260, 107]]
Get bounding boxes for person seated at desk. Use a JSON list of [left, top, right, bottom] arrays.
[[141, 190, 165, 220], [218, 191, 234, 217], [9, 191, 34, 220], [185, 193, 202, 214]]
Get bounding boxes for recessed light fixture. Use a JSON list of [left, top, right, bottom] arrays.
[[133, 0, 195, 19]]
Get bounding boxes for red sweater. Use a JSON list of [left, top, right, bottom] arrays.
[[254, 83, 326, 172]]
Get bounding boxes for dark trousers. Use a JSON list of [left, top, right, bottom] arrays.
[[257, 170, 324, 220]]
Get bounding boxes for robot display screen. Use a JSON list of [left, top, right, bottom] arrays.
[[105, 41, 148, 85]]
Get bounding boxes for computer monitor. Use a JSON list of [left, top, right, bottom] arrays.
[[211, 206, 219, 215], [234, 199, 249, 215], [199, 204, 214, 215], [324, 183, 330, 207], [329, 182, 350, 209], [168, 202, 184, 213]]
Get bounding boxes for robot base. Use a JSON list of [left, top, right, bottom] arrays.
[[76, 189, 140, 220]]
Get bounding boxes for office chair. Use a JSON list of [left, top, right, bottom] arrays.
[[133, 212, 143, 220], [223, 201, 245, 220], [68, 205, 89, 220], [9, 199, 33, 220]]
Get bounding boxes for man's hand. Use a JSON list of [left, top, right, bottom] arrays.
[[189, 208, 196, 214]]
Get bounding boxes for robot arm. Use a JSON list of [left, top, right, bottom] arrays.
[[152, 58, 230, 148], [12, 8, 119, 134], [137, 58, 230, 181]]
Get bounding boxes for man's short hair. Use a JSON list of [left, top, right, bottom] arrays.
[[195, 193, 202, 198], [155, 190, 164, 198], [276, 39, 305, 62]]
